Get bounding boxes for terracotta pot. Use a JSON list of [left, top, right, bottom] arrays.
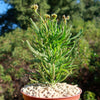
[[21, 87, 82, 100]]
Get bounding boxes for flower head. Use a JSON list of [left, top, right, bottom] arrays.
[[66, 15, 70, 20], [51, 13, 57, 19], [31, 4, 38, 12], [62, 15, 66, 24], [62, 15, 66, 19], [45, 14, 50, 19]]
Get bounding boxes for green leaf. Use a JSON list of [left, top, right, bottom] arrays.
[[52, 64, 55, 81], [26, 40, 47, 58], [29, 77, 38, 83], [38, 65, 49, 83], [58, 69, 71, 82], [30, 18, 39, 33], [70, 29, 83, 40], [41, 62, 49, 76], [60, 62, 71, 68]]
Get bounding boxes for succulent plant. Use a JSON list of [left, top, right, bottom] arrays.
[[26, 4, 82, 84]]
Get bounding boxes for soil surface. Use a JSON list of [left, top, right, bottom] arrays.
[[21, 83, 81, 98]]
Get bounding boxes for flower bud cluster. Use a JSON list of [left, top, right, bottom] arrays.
[[31, 4, 38, 12], [62, 15, 70, 24], [31, 4, 70, 22]]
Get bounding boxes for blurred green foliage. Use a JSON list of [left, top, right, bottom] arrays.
[[1, 0, 99, 34], [0, 28, 36, 99], [83, 91, 96, 100]]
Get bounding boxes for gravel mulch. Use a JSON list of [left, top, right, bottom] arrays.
[[21, 83, 81, 98]]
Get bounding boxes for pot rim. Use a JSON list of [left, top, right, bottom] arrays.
[[21, 85, 82, 99]]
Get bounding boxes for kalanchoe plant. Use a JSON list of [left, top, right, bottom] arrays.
[[27, 4, 82, 85]]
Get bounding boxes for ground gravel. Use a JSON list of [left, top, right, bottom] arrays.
[[21, 83, 81, 98]]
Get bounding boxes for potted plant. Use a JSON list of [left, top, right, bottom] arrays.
[[21, 4, 82, 100]]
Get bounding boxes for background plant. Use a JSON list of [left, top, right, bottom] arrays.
[[83, 91, 96, 100]]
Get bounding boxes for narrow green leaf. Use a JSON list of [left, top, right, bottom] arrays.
[[30, 18, 39, 32], [59, 73, 70, 82], [58, 69, 70, 82], [61, 62, 71, 68], [70, 29, 83, 40], [41, 62, 50, 76], [52, 64, 55, 80], [38, 65, 49, 83], [66, 42, 76, 56], [29, 77, 38, 83], [26, 40, 47, 58]]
